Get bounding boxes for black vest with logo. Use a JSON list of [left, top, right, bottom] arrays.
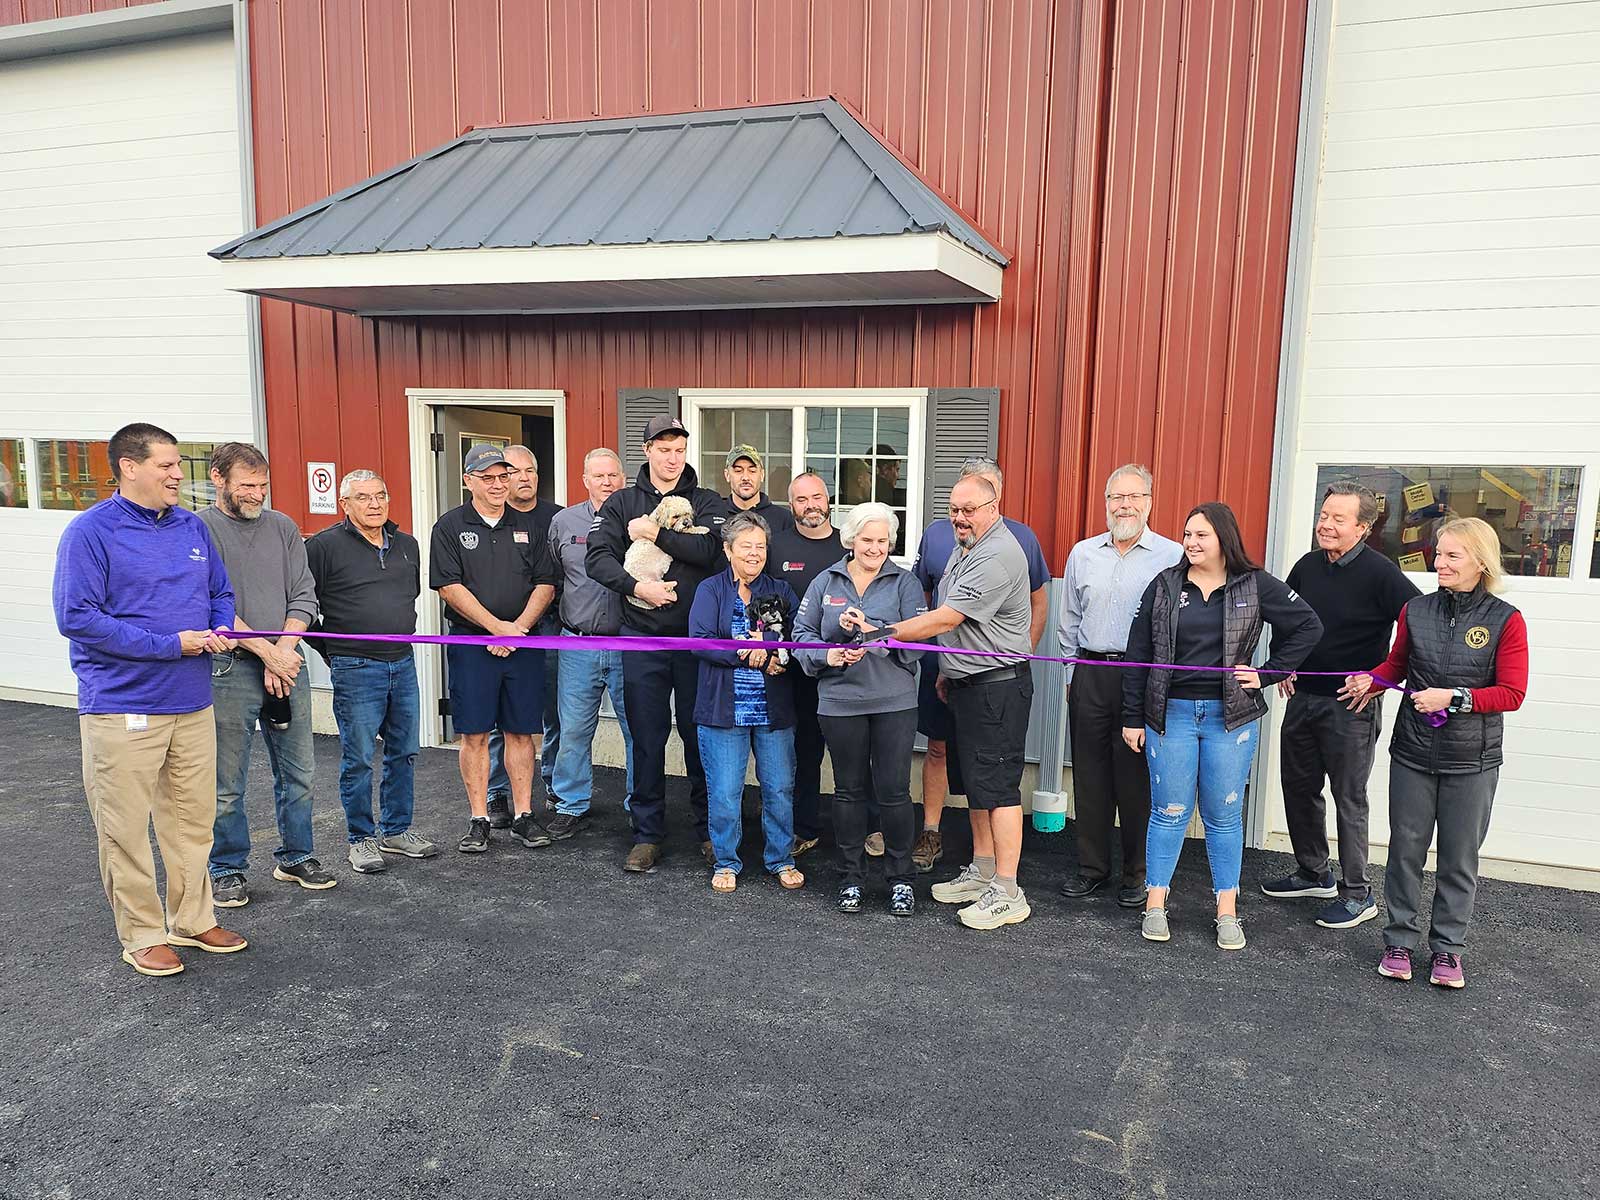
[[1388, 584, 1515, 775], [1144, 567, 1266, 733]]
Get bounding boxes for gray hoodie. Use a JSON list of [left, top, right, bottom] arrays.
[[795, 556, 927, 717]]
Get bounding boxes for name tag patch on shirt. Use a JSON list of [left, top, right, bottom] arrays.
[[513, 530, 529, 544], [823, 594, 847, 606], [125, 714, 148, 732]]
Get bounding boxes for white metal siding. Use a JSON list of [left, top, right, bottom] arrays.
[[0, 31, 251, 701], [1266, 0, 1600, 873]]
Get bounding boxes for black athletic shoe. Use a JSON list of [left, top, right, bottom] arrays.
[[458, 818, 491, 853], [212, 872, 249, 908], [485, 794, 513, 830], [272, 859, 338, 891], [510, 810, 552, 848], [837, 886, 863, 913], [888, 882, 916, 917], [545, 811, 585, 841]]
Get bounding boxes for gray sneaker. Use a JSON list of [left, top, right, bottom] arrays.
[[957, 885, 1032, 930], [348, 838, 386, 874], [930, 864, 994, 905], [1215, 914, 1247, 951], [379, 830, 437, 859], [1141, 908, 1171, 942]]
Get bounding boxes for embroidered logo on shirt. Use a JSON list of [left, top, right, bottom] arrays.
[[1465, 625, 1491, 649], [188, 547, 206, 562], [784, 561, 804, 571], [1177, 590, 1190, 609], [459, 531, 480, 550], [823, 595, 847, 606]]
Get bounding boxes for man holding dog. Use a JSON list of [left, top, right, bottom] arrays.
[[586, 415, 727, 873]]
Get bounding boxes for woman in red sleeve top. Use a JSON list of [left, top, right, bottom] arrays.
[[1340, 517, 1529, 991]]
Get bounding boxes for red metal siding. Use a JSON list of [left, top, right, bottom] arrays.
[[0, 0, 164, 19], [3, 0, 1306, 566]]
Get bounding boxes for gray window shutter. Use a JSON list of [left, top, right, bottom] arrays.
[[923, 387, 1000, 531], [616, 388, 681, 478]]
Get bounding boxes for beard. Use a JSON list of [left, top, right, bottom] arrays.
[[955, 528, 977, 548], [1109, 514, 1144, 542], [796, 507, 830, 529], [223, 488, 264, 520]]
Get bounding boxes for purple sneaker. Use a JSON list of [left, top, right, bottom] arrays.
[[1429, 952, 1465, 989], [1377, 946, 1413, 981]]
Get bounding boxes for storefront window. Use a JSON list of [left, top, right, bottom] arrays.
[[695, 400, 915, 554], [36, 440, 218, 513], [1314, 464, 1582, 578], [0, 440, 27, 508]]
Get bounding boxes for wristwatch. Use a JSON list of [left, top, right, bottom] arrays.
[[1449, 688, 1474, 714]]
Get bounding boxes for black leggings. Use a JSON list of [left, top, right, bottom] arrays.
[[819, 708, 917, 886]]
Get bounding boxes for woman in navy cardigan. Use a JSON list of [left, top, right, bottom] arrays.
[[688, 511, 804, 894]]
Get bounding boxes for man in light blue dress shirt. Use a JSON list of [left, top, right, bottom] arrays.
[[1057, 465, 1182, 907]]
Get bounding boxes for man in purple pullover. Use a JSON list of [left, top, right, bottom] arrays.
[[53, 423, 249, 978]]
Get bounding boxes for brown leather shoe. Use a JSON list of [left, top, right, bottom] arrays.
[[168, 926, 249, 954], [624, 842, 661, 873], [122, 945, 184, 977], [700, 839, 716, 867]]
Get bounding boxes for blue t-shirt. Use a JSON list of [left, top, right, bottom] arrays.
[[913, 516, 1051, 596], [730, 598, 770, 727]]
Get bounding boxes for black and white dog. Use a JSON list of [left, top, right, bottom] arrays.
[[746, 592, 792, 667]]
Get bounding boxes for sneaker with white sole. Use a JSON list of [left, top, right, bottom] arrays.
[[1141, 908, 1171, 942], [1215, 914, 1247, 951], [957, 885, 1031, 930], [379, 830, 437, 859], [348, 838, 386, 874], [931, 864, 994, 905], [1314, 894, 1378, 929], [273, 859, 338, 890]]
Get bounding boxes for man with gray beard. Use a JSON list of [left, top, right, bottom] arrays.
[[1056, 464, 1182, 907]]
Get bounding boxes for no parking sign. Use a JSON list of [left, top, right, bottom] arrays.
[[307, 461, 337, 514]]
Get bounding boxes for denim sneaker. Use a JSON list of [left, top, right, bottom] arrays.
[[931, 864, 994, 905], [273, 859, 338, 890], [1315, 895, 1378, 929], [1377, 946, 1413, 981], [212, 872, 249, 908], [888, 883, 915, 917], [379, 830, 437, 859], [1429, 952, 1466, 989], [957, 884, 1031, 930], [510, 811, 552, 848], [1141, 908, 1170, 942], [837, 885, 863, 914], [1259, 869, 1338, 900], [1214, 914, 1247, 951], [347, 838, 386, 874]]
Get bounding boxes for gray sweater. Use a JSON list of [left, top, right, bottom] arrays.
[[198, 506, 318, 631], [795, 557, 926, 717]]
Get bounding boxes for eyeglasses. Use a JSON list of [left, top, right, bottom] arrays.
[[1106, 492, 1151, 504], [347, 492, 388, 505], [474, 472, 512, 485], [948, 499, 998, 519]]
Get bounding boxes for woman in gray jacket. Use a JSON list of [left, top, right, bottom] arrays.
[[795, 502, 927, 915]]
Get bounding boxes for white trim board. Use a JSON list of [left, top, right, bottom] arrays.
[[406, 388, 567, 750], [0, 0, 232, 62]]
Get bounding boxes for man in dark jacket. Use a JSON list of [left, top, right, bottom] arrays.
[[714, 444, 795, 534], [585, 415, 725, 873], [305, 469, 435, 876]]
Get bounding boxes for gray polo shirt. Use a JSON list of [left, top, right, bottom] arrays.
[[548, 500, 624, 635], [935, 518, 1032, 678]]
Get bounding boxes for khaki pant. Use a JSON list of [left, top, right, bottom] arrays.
[[80, 708, 217, 952]]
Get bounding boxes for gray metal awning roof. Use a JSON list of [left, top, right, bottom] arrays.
[[210, 99, 1006, 316]]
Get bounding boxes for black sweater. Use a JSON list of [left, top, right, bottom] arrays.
[[1285, 544, 1419, 696], [304, 519, 420, 661]]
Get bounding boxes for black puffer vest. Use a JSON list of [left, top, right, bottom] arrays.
[[1389, 584, 1516, 775], [1144, 566, 1266, 734]]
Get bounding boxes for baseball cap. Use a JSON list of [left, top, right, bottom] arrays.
[[463, 443, 511, 474], [725, 444, 763, 469], [642, 414, 689, 443]]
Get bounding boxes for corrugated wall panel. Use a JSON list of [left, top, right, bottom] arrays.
[[0, 0, 1307, 560]]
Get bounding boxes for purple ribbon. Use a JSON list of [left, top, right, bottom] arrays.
[[227, 628, 1445, 726]]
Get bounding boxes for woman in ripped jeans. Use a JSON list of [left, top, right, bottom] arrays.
[[1120, 502, 1323, 951]]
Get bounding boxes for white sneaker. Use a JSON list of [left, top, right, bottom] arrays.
[[931, 864, 994, 905], [958, 885, 1032, 930]]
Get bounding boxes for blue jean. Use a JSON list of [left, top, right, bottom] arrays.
[[1143, 698, 1258, 894], [210, 654, 316, 876], [486, 642, 555, 799], [329, 654, 420, 842], [551, 632, 634, 816], [698, 723, 796, 875]]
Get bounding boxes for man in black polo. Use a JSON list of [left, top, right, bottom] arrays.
[[1260, 481, 1419, 929], [764, 470, 844, 855], [429, 444, 558, 854], [585, 415, 724, 873], [715, 444, 795, 534]]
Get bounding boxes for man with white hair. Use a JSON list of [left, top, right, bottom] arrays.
[[1057, 464, 1182, 907], [305, 469, 435, 874]]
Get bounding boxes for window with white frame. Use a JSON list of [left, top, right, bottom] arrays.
[[685, 389, 925, 557]]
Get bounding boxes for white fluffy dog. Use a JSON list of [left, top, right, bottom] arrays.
[[624, 495, 707, 610]]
